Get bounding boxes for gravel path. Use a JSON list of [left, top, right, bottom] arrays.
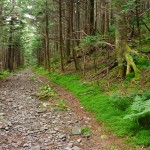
[[0, 69, 144, 150], [0, 69, 100, 150]]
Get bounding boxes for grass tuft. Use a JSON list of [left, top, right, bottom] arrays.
[[0, 71, 10, 79]]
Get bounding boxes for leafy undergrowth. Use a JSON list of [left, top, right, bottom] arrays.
[[37, 83, 68, 111], [0, 71, 10, 79], [37, 84, 57, 101], [35, 67, 150, 148], [0, 66, 26, 79]]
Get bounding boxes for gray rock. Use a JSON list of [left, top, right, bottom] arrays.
[[31, 145, 41, 150], [0, 113, 5, 116], [67, 142, 73, 148], [77, 139, 81, 143], [23, 143, 29, 147], [11, 142, 20, 148], [54, 127, 59, 131], [59, 134, 66, 139], [72, 127, 81, 135], [5, 126, 9, 130], [72, 146, 81, 150], [18, 106, 23, 110], [50, 130, 57, 134], [65, 148, 72, 150], [52, 120, 58, 124]]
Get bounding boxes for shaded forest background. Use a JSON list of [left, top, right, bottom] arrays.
[[0, 0, 150, 148], [0, 0, 150, 76]]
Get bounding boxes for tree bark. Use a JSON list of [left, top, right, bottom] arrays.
[[59, 0, 64, 71], [89, 0, 95, 35], [45, 0, 51, 72], [8, 17, 14, 72]]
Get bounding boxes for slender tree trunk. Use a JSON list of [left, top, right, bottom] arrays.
[[135, 0, 142, 52], [59, 0, 64, 71], [66, 0, 71, 60], [95, 1, 98, 33], [84, 0, 88, 34], [76, 0, 80, 45], [70, 0, 79, 70], [45, 0, 51, 72], [89, 0, 95, 35], [104, 0, 109, 35], [8, 17, 13, 72]]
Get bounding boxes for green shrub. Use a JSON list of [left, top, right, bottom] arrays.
[[124, 92, 150, 128], [80, 35, 107, 48], [0, 71, 10, 79], [132, 55, 150, 69], [38, 84, 56, 101], [54, 100, 68, 111], [133, 130, 150, 147], [110, 94, 133, 111], [81, 126, 92, 136], [125, 72, 135, 81]]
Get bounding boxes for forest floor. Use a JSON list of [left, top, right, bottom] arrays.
[[0, 69, 146, 150]]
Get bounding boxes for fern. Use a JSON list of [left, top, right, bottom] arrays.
[[124, 93, 150, 128]]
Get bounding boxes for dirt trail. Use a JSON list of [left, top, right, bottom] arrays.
[[0, 69, 143, 150]]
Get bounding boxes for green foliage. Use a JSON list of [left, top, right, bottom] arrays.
[[132, 130, 150, 147], [141, 39, 150, 46], [54, 100, 68, 111], [125, 72, 135, 81], [141, 47, 150, 53], [124, 92, 150, 128], [39, 102, 51, 109], [0, 71, 10, 79], [80, 35, 107, 47], [110, 94, 134, 111], [132, 54, 150, 69], [38, 84, 56, 101], [81, 126, 92, 136], [120, 0, 136, 13], [109, 25, 116, 37]]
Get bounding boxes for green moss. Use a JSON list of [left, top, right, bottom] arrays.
[[0, 71, 10, 79], [81, 126, 92, 136], [35, 67, 150, 147]]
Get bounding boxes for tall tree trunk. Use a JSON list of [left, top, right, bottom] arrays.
[[8, 17, 13, 72], [135, 0, 142, 52], [104, 0, 109, 35], [89, 0, 95, 35], [70, 0, 79, 70], [65, 0, 71, 60], [84, 0, 88, 34], [59, 0, 64, 71], [76, 0, 80, 45], [45, 0, 51, 72]]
